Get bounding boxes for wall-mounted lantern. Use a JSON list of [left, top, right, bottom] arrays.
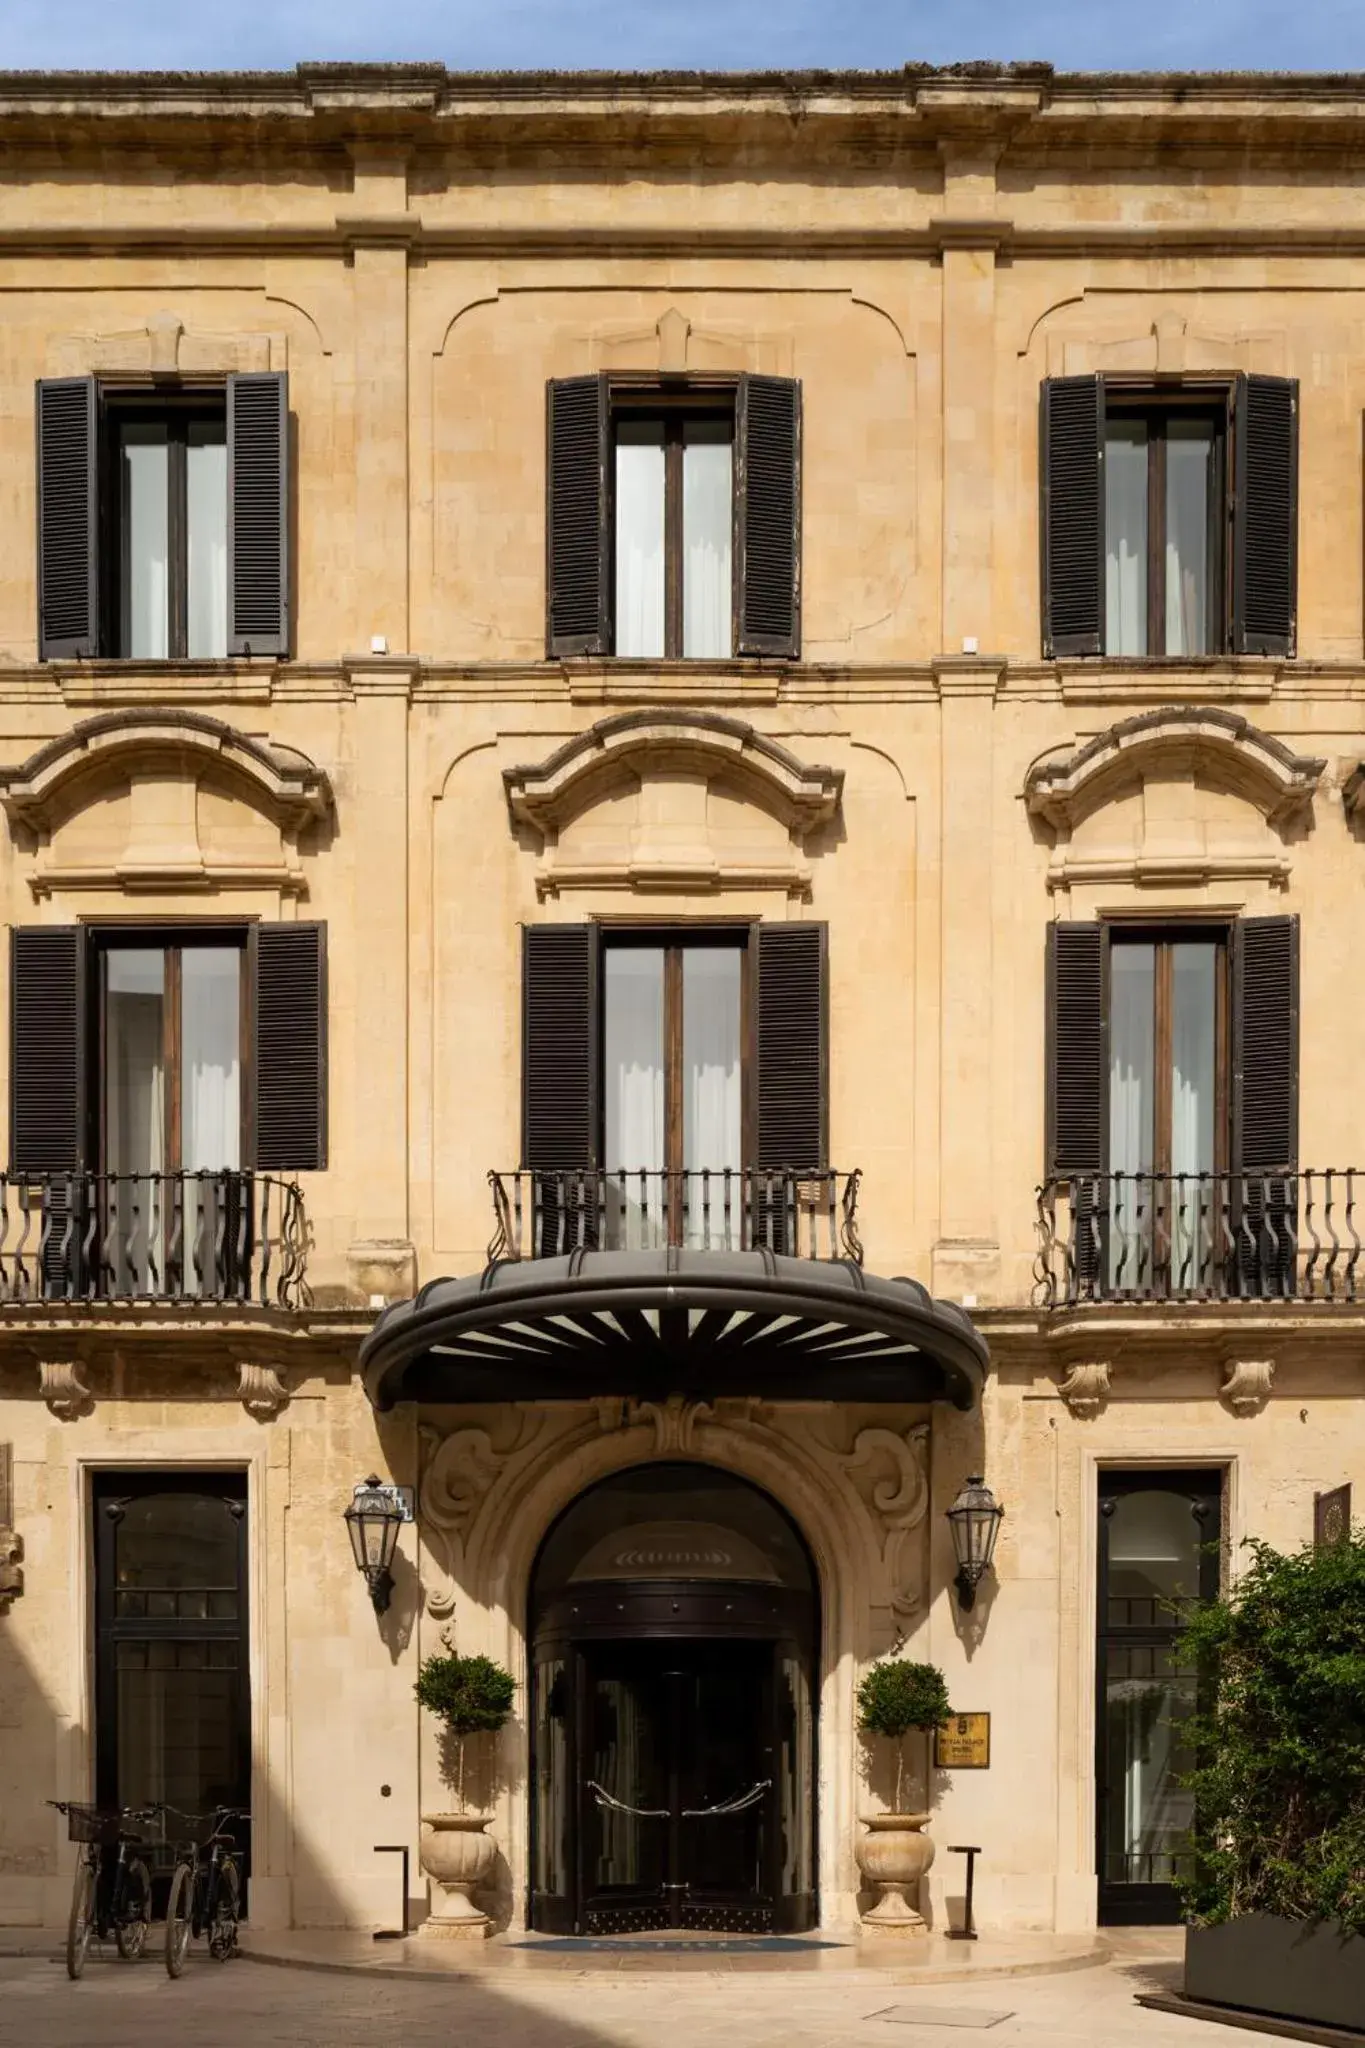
[[946, 1474, 1004, 1612], [344, 1475, 410, 1614]]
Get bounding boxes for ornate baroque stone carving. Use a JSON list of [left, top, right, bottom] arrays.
[[839, 1424, 930, 1617], [39, 1361, 93, 1422], [238, 1364, 289, 1421], [1057, 1362, 1112, 1418], [624, 1395, 715, 1454], [1221, 1358, 1276, 1416], [419, 1425, 527, 1618]]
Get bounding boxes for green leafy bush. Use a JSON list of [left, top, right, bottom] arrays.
[[857, 1659, 951, 1813], [415, 1653, 516, 1808], [1179, 1532, 1365, 1935]]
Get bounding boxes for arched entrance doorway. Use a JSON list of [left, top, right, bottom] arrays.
[[529, 1463, 819, 1936]]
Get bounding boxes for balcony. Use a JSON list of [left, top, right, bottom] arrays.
[[488, 1168, 863, 1265], [0, 1171, 309, 1308], [1036, 1171, 1363, 1307]]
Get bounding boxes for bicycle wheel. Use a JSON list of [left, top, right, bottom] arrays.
[[208, 1858, 240, 1961], [66, 1859, 96, 1981], [164, 1862, 193, 1978], [115, 1857, 151, 1960]]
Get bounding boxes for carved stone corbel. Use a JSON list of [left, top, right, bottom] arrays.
[[625, 1395, 715, 1454], [39, 1361, 93, 1422], [418, 1423, 523, 1619], [1057, 1362, 1112, 1419], [1221, 1358, 1275, 1417], [238, 1363, 289, 1421], [839, 1423, 930, 1617]]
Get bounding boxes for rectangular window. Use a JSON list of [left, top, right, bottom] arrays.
[[1103, 402, 1221, 658], [111, 399, 229, 660], [613, 409, 734, 660]]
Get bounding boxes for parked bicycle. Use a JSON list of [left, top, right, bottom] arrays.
[[48, 1799, 159, 1980], [164, 1806, 248, 1975]]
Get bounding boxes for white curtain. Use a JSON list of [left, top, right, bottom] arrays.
[[1105, 420, 1148, 656], [121, 427, 170, 659], [682, 427, 732, 659], [104, 950, 167, 1293], [186, 429, 228, 659], [1165, 424, 1212, 657], [603, 949, 665, 1247], [1170, 943, 1216, 1287], [682, 947, 742, 1246], [614, 426, 666, 658], [1108, 945, 1155, 1288], [181, 949, 241, 1294]]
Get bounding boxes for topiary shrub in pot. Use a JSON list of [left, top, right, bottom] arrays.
[[1179, 1531, 1365, 2030], [854, 1658, 951, 1934], [414, 1652, 516, 1940]]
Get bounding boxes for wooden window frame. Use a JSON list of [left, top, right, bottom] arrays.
[[1104, 923, 1231, 1177], [1104, 384, 1229, 658], [609, 379, 737, 660], [598, 922, 752, 1239], [90, 925, 249, 1176], [100, 385, 228, 661]]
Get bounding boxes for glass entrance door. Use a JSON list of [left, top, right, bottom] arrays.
[[1096, 1469, 1221, 1924]]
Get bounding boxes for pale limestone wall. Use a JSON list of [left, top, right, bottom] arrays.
[[0, 67, 1363, 1936]]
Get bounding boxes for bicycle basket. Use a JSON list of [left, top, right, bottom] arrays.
[[62, 1804, 123, 1846]]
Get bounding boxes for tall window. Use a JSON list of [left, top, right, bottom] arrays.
[[614, 412, 733, 659], [110, 399, 229, 659], [1104, 403, 1222, 658], [602, 933, 744, 1245]]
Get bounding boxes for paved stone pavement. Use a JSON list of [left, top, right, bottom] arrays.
[[0, 1937, 1260, 2048]]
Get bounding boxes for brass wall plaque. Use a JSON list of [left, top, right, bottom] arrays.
[[934, 1712, 990, 1770], [1314, 1484, 1352, 1549]]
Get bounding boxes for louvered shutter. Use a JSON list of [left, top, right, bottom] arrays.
[[227, 371, 290, 657], [1231, 374, 1298, 658], [1045, 921, 1105, 1293], [36, 378, 99, 660], [756, 922, 827, 1170], [1041, 375, 1104, 658], [250, 922, 327, 1170], [10, 926, 84, 1172], [521, 924, 597, 1169], [1232, 915, 1298, 1296], [735, 374, 801, 659], [546, 377, 610, 657]]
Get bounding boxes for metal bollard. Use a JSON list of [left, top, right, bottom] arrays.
[[946, 1844, 980, 1940]]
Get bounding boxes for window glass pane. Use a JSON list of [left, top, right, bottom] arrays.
[[533, 1657, 570, 1900], [119, 423, 170, 659], [1166, 422, 1213, 657], [105, 950, 166, 1177], [682, 946, 742, 1246], [181, 950, 241, 1172], [186, 421, 228, 659], [1105, 420, 1148, 656], [682, 421, 732, 659], [603, 948, 665, 1246], [614, 422, 666, 658], [1107, 1488, 1205, 1612], [1170, 941, 1219, 1288], [1109, 945, 1155, 1176]]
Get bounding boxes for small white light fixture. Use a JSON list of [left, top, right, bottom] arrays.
[[370, 633, 389, 656], [961, 634, 979, 655]]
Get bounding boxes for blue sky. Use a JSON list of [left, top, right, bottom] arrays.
[[3, 1, 1365, 76]]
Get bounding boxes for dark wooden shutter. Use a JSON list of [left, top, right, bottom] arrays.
[[521, 924, 597, 1169], [10, 926, 84, 1172], [756, 922, 827, 1170], [251, 922, 326, 1170], [735, 375, 801, 659], [36, 377, 99, 660], [1232, 915, 1299, 1174], [1231, 374, 1298, 658], [227, 371, 290, 657], [1045, 921, 1105, 1175], [546, 376, 610, 657], [1040, 375, 1104, 658]]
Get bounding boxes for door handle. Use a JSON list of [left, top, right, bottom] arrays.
[[681, 1778, 772, 1818], [587, 1780, 668, 1819]]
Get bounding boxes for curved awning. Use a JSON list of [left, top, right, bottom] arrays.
[[360, 1249, 988, 1412]]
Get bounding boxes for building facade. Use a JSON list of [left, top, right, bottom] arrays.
[[0, 60, 1361, 1940]]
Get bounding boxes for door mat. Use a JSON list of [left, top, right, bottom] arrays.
[[866, 2008, 1014, 2031], [508, 1936, 847, 1953]]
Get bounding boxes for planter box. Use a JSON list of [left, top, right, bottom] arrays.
[[1186, 1915, 1365, 2034]]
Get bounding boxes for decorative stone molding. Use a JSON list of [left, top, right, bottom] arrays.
[[419, 1424, 534, 1619], [1045, 313, 1287, 381], [1221, 1357, 1276, 1416], [237, 1363, 289, 1421], [624, 1395, 715, 1455], [39, 1361, 93, 1422], [839, 1423, 930, 1617], [48, 314, 283, 379], [1057, 1361, 1112, 1419], [1025, 707, 1324, 836]]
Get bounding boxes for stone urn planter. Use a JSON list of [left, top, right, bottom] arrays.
[[856, 1813, 936, 1934], [419, 1813, 496, 1938]]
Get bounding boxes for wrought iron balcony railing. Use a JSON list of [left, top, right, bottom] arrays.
[[1035, 1170, 1362, 1307], [489, 1168, 863, 1265], [0, 1171, 310, 1308]]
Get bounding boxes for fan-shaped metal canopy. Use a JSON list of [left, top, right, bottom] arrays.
[[360, 1248, 987, 1412]]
